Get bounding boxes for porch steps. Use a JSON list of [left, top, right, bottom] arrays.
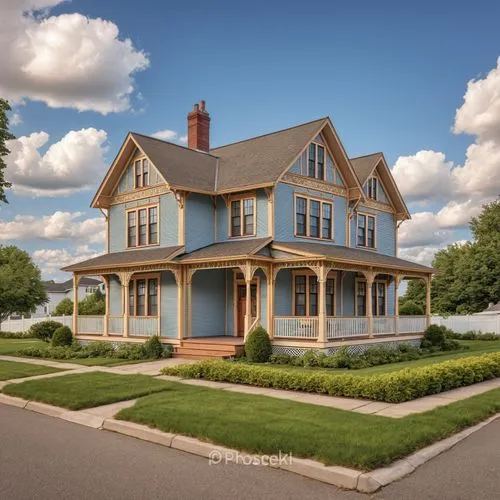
[[173, 338, 244, 359]]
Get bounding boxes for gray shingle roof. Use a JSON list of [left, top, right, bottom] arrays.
[[44, 277, 101, 293], [350, 153, 383, 185], [177, 238, 272, 262], [272, 241, 433, 273], [62, 246, 183, 272]]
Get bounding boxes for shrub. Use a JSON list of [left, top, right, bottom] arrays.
[[399, 300, 424, 315], [53, 298, 74, 316], [245, 326, 272, 363], [0, 331, 34, 338], [84, 341, 114, 358], [162, 353, 500, 403], [113, 343, 146, 360], [29, 320, 64, 342], [270, 354, 292, 365], [422, 324, 449, 348], [51, 326, 73, 347], [144, 335, 164, 359]]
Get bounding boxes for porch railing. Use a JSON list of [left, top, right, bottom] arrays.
[[373, 316, 396, 335], [77, 315, 104, 335], [274, 317, 318, 339], [129, 316, 159, 337], [109, 316, 124, 336], [326, 317, 368, 339], [399, 316, 427, 334]]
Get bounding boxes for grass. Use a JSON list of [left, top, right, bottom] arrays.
[[0, 360, 64, 380], [261, 340, 500, 377], [2, 372, 171, 410], [0, 338, 146, 367], [117, 384, 500, 470]]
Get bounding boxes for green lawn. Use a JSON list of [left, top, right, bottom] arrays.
[[261, 340, 500, 377], [117, 384, 500, 470], [0, 360, 63, 380], [2, 372, 171, 410], [0, 338, 46, 355]]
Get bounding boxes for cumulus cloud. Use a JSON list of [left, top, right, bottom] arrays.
[[151, 129, 188, 145], [0, 211, 106, 244], [10, 112, 23, 126], [398, 246, 441, 267], [33, 245, 104, 279], [5, 128, 107, 196], [435, 200, 483, 229], [0, 1, 149, 114], [398, 212, 452, 248]]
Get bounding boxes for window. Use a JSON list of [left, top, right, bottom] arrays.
[[295, 196, 333, 240], [127, 205, 159, 248], [356, 280, 386, 316], [128, 277, 159, 317], [230, 197, 255, 237], [357, 213, 376, 248], [134, 159, 150, 189], [306, 143, 325, 180], [367, 177, 378, 200], [294, 274, 335, 316]]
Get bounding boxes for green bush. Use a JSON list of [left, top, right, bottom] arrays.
[[269, 354, 292, 365], [458, 331, 499, 341], [84, 341, 115, 357], [144, 335, 164, 359], [422, 324, 450, 348], [399, 300, 424, 315], [51, 326, 73, 347], [0, 331, 34, 338], [53, 298, 74, 316], [29, 320, 64, 342], [245, 326, 272, 363], [163, 353, 500, 403]]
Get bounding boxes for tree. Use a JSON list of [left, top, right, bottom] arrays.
[[399, 300, 424, 315], [399, 280, 426, 311], [78, 290, 105, 315], [53, 298, 74, 316], [0, 98, 14, 203], [0, 246, 47, 323]]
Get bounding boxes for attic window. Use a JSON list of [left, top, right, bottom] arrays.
[[367, 177, 378, 200], [134, 159, 150, 189], [307, 143, 325, 180]]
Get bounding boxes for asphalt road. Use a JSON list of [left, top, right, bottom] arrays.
[[0, 404, 499, 500]]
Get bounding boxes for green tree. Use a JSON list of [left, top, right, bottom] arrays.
[[399, 280, 426, 311], [0, 98, 14, 203], [78, 290, 105, 315], [399, 300, 424, 315], [53, 297, 74, 316], [0, 246, 47, 323]]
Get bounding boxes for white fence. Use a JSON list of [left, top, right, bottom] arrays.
[[77, 315, 104, 335], [373, 316, 396, 335], [129, 317, 159, 337], [327, 317, 368, 339], [0, 315, 72, 333], [399, 316, 427, 334], [432, 315, 500, 334], [274, 317, 319, 338]]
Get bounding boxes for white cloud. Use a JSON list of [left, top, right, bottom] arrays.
[[151, 129, 188, 145], [453, 57, 500, 141], [0, 1, 149, 114], [10, 112, 23, 126], [5, 128, 107, 197], [33, 245, 104, 279], [398, 212, 452, 248], [435, 200, 483, 229], [398, 246, 441, 267], [0, 211, 105, 244]]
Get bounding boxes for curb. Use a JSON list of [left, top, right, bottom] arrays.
[[0, 394, 498, 493]]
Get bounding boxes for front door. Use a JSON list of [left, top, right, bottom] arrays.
[[236, 284, 257, 336]]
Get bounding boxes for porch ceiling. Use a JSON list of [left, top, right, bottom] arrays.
[[272, 241, 434, 275]]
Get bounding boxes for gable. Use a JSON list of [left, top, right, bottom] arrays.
[[363, 171, 389, 203]]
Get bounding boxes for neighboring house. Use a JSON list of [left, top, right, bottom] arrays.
[[63, 101, 433, 357], [474, 303, 500, 315], [32, 278, 102, 317]]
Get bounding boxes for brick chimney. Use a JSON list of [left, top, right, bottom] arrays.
[[187, 100, 210, 152]]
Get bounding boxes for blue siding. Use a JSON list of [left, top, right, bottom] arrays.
[[109, 193, 179, 252], [275, 269, 293, 316], [185, 193, 215, 252], [191, 270, 226, 337], [274, 182, 347, 245], [109, 275, 122, 315], [226, 270, 234, 335], [350, 207, 396, 256], [363, 177, 389, 203], [386, 281, 395, 316], [113, 154, 163, 195], [342, 272, 356, 316], [160, 271, 177, 338], [255, 269, 268, 329]]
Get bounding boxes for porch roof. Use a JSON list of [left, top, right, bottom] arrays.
[[272, 241, 434, 274], [61, 246, 184, 272], [176, 238, 272, 262]]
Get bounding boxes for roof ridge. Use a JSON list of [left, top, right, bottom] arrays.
[[131, 132, 219, 159], [210, 117, 328, 151], [350, 152, 383, 160]]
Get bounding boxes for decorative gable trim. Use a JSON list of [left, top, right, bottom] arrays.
[[108, 184, 172, 206], [281, 172, 347, 197]]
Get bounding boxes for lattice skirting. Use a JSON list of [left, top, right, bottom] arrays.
[[272, 339, 421, 357]]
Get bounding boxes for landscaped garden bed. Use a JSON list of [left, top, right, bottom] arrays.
[[0, 359, 64, 380], [2, 372, 172, 410]]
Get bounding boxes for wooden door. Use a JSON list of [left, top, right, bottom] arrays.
[[237, 285, 246, 336]]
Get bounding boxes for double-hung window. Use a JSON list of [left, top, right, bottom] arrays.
[[307, 143, 325, 180], [295, 196, 333, 240], [230, 197, 255, 237], [367, 177, 378, 200], [357, 213, 376, 248], [127, 205, 159, 247], [356, 280, 386, 316], [134, 159, 150, 189], [294, 274, 336, 316], [128, 277, 159, 317]]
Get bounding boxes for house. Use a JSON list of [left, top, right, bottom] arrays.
[[62, 101, 433, 357], [474, 302, 500, 315], [32, 278, 103, 317]]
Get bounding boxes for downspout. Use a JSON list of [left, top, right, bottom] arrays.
[[99, 208, 109, 253]]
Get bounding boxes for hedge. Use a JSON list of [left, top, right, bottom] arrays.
[[162, 353, 500, 403]]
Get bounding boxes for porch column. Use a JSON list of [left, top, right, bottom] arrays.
[[365, 272, 375, 338], [72, 275, 81, 335], [394, 274, 401, 336], [118, 272, 133, 338], [101, 275, 110, 337], [186, 269, 194, 338], [425, 276, 431, 328], [266, 268, 274, 337], [317, 267, 327, 343], [175, 269, 185, 340], [244, 277, 252, 337]]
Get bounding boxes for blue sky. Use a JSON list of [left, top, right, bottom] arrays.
[[1, 0, 499, 279]]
